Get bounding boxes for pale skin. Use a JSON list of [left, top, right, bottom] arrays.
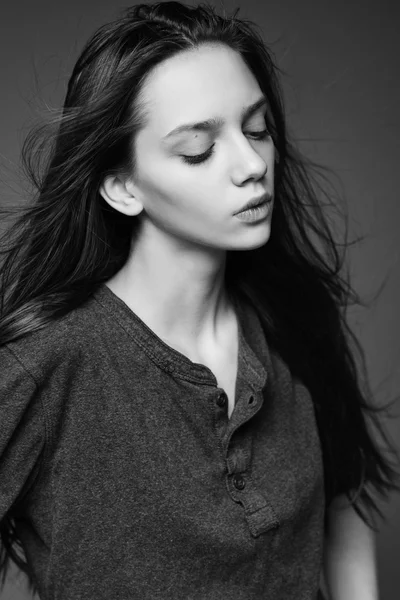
[[99, 43, 378, 599], [322, 495, 378, 600]]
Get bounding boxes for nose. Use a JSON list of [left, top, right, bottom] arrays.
[[231, 135, 270, 183]]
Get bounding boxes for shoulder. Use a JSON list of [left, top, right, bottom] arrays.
[[2, 292, 115, 384]]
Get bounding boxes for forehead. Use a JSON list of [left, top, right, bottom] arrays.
[[139, 44, 264, 137]]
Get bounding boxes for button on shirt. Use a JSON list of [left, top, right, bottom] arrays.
[[216, 391, 227, 407], [0, 284, 326, 599]]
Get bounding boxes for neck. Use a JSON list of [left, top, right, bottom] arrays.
[[106, 226, 234, 353]]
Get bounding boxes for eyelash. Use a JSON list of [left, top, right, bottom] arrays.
[[181, 130, 272, 166]]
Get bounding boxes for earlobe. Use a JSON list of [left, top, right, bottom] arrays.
[[99, 175, 143, 216]]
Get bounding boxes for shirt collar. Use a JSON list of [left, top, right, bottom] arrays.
[[93, 283, 270, 391]]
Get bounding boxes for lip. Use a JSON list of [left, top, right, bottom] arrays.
[[234, 192, 273, 215]]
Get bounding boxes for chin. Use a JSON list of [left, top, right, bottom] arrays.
[[227, 225, 271, 251]]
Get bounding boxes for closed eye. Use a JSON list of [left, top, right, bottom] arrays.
[[181, 130, 271, 166]]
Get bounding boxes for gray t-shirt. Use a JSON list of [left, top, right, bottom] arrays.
[[0, 284, 325, 599]]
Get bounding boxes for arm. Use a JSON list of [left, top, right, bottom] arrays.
[[321, 494, 379, 600]]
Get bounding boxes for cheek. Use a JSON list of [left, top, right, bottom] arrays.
[[139, 164, 220, 220], [134, 140, 228, 221]]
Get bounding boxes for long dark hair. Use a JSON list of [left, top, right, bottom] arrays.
[[1, 1, 399, 593]]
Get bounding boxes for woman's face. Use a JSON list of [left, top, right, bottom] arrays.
[[127, 43, 275, 251]]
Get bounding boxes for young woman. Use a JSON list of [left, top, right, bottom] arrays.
[[0, 2, 398, 599]]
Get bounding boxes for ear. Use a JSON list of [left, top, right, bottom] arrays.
[[99, 175, 144, 216]]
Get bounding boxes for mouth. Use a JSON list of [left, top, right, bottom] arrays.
[[234, 192, 273, 215]]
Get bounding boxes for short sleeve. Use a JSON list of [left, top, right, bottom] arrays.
[[0, 346, 46, 518]]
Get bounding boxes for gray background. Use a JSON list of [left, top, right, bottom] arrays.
[[0, 0, 399, 598]]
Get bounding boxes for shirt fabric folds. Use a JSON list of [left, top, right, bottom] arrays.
[[0, 283, 326, 599]]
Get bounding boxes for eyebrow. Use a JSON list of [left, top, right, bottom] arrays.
[[162, 96, 268, 141]]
